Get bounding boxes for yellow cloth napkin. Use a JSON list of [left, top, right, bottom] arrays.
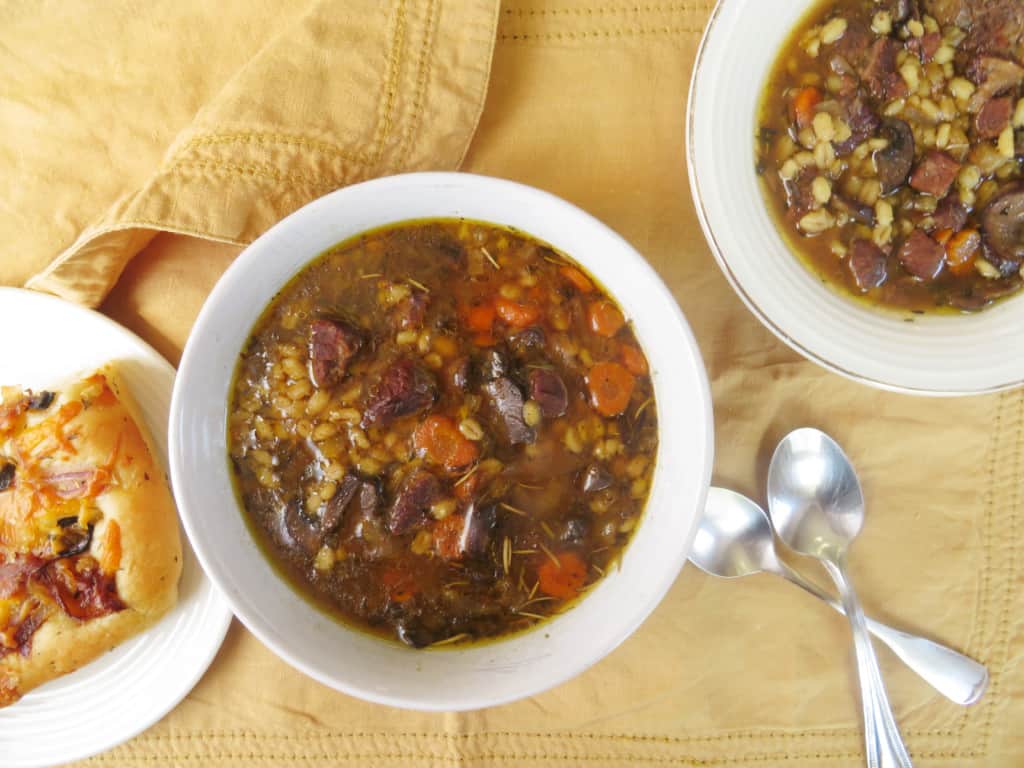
[[2, 1, 1022, 767], [1, 0, 499, 307]]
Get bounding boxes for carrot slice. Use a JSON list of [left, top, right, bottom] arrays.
[[791, 86, 822, 129], [413, 415, 479, 473], [380, 567, 418, 603], [495, 298, 542, 328], [433, 514, 465, 560], [587, 300, 625, 338], [933, 228, 954, 246], [454, 471, 479, 502], [472, 332, 496, 347], [463, 303, 496, 333], [537, 552, 588, 600], [98, 519, 122, 574], [17, 400, 83, 458], [84, 374, 119, 408], [93, 385, 119, 408], [946, 228, 981, 276], [559, 265, 594, 293], [620, 344, 648, 375], [586, 362, 635, 417]]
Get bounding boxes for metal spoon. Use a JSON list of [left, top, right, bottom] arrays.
[[767, 428, 913, 768], [692, 487, 988, 706]]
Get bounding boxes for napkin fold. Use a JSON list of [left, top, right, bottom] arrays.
[[1, 0, 499, 307]]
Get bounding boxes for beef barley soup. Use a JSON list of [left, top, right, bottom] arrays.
[[757, 0, 1024, 312], [227, 219, 658, 648]]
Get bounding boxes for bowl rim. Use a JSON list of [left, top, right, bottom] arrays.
[[169, 171, 714, 710], [685, 0, 1024, 397]]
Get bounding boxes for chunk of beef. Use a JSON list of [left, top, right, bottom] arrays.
[[909, 151, 962, 197], [784, 167, 819, 218], [923, 0, 970, 27], [848, 239, 889, 290], [898, 229, 947, 280], [907, 31, 943, 63], [308, 319, 363, 389], [393, 292, 429, 331], [975, 95, 1014, 138], [832, 20, 872, 67], [980, 182, 1024, 270], [509, 326, 546, 356], [860, 38, 904, 100], [833, 89, 881, 156], [926, 1, 1022, 52], [361, 358, 436, 428], [388, 470, 441, 535], [967, 56, 1024, 113], [932, 195, 969, 231], [875, 119, 916, 193], [482, 377, 535, 445], [528, 369, 568, 418], [963, 0, 1024, 57]]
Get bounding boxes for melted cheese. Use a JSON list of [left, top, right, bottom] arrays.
[[0, 598, 14, 628], [0, 384, 112, 553]]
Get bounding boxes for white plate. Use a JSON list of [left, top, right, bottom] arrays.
[[687, 0, 1024, 395], [0, 287, 233, 767]]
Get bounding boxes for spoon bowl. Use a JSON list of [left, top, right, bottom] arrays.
[[766, 428, 865, 561], [691, 487, 781, 578]]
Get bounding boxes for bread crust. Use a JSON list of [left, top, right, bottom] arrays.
[[0, 363, 182, 706]]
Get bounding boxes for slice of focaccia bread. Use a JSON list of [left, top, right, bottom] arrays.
[[0, 364, 181, 706]]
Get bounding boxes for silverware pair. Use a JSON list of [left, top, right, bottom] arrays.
[[692, 428, 987, 768]]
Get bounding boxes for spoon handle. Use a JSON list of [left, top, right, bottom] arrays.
[[777, 563, 987, 706], [822, 558, 914, 768]]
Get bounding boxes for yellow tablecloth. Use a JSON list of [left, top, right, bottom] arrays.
[[1, 1, 1021, 766]]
